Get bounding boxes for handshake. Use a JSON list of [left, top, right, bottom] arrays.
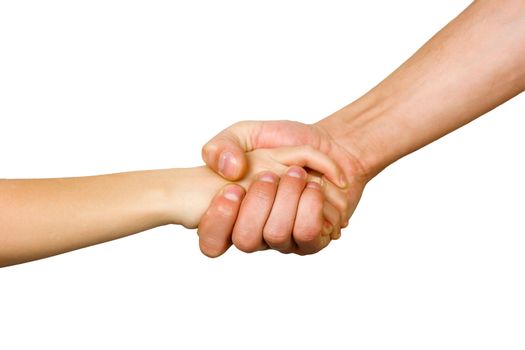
[[0, 118, 369, 267], [175, 120, 366, 257], [3, 0, 524, 266]]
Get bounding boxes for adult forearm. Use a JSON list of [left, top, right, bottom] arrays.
[[318, 0, 525, 179], [0, 169, 177, 267]]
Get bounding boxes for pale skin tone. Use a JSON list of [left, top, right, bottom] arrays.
[[0, 146, 347, 267], [199, 0, 525, 256], [2, 0, 524, 265]]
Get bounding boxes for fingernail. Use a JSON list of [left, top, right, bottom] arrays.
[[287, 167, 306, 179], [223, 185, 242, 202], [258, 172, 277, 183], [306, 181, 321, 190], [218, 151, 238, 178], [323, 221, 333, 235]]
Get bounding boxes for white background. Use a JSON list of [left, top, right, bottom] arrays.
[[1, 1, 524, 349]]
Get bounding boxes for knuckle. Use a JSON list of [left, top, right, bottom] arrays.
[[332, 231, 342, 240], [295, 250, 314, 256], [201, 141, 214, 154], [201, 142, 219, 164], [232, 230, 259, 253], [263, 226, 289, 245], [214, 202, 236, 218], [295, 225, 321, 243], [232, 120, 252, 132], [295, 245, 321, 256], [201, 145, 208, 159], [250, 185, 274, 202], [199, 239, 225, 258]]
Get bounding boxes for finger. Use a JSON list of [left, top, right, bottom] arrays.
[[202, 121, 261, 180], [322, 201, 342, 241], [331, 230, 342, 241], [293, 181, 331, 255], [270, 146, 346, 188], [263, 167, 308, 252], [321, 178, 351, 226], [232, 172, 278, 253], [197, 184, 245, 258], [344, 184, 365, 229]]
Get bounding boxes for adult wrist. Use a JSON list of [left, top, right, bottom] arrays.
[[315, 93, 398, 182]]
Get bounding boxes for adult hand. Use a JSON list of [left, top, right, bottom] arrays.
[[198, 120, 370, 257], [197, 0, 525, 257]]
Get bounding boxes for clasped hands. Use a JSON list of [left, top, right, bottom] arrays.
[[192, 120, 368, 257]]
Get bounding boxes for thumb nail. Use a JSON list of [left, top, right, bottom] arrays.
[[218, 151, 238, 178]]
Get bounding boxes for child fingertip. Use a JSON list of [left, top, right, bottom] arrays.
[[287, 166, 307, 179], [223, 184, 243, 202], [306, 181, 321, 190], [258, 171, 278, 183]]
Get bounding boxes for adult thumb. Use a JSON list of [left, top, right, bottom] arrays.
[[202, 122, 259, 181]]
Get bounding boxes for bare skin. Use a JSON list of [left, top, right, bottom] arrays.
[[3, 1, 523, 264], [199, 0, 525, 256], [0, 146, 346, 267]]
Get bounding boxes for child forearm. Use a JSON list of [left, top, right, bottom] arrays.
[[0, 168, 211, 267], [0, 146, 345, 265]]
